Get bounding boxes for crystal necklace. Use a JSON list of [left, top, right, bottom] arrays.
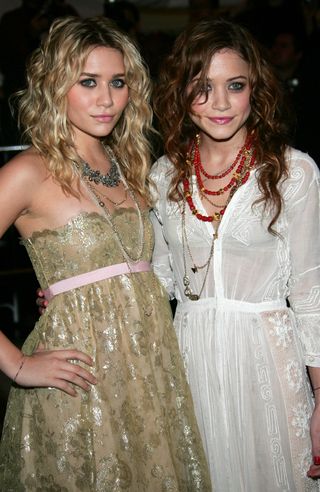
[[81, 145, 121, 187], [78, 146, 145, 264]]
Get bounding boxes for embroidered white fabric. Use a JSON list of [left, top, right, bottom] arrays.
[[150, 147, 320, 492]]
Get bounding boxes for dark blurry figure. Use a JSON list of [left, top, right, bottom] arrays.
[[270, 25, 320, 163], [0, 0, 78, 146], [233, 0, 308, 47], [188, 0, 219, 21], [270, 31, 304, 87], [234, 0, 320, 163], [103, 0, 174, 81], [104, 0, 141, 40]]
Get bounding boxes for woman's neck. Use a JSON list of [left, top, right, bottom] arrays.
[[198, 132, 248, 173], [75, 139, 110, 171]]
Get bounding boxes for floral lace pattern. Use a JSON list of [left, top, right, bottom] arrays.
[[0, 211, 211, 491]]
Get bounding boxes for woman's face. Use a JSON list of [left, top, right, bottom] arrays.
[[66, 46, 129, 145], [188, 49, 251, 144]]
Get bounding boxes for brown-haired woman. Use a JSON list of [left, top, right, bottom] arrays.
[[151, 18, 320, 491]]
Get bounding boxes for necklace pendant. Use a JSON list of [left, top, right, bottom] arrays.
[[184, 284, 192, 297], [189, 293, 200, 301], [81, 147, 121, 188], [184, 279, 200, 301], [98, 200, 105, 208], [183, 275, 190, 286], [191, 266, 198, 273]]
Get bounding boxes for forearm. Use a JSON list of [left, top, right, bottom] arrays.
[[0, 330, 24, 380], [308, 366, 320, 405]]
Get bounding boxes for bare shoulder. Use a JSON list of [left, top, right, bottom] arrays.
[[0, 146, 48, 186], [0, 147, 49, 231]]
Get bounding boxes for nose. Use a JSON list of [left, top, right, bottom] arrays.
[[211, 87, 231, 111], [97, 84, 113, 107]]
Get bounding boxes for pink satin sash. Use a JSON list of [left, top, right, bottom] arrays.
[[44, 261, 152, 301]]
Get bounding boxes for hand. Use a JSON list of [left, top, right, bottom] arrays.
[[15, 347, 97, 397], [36, 288, 48, 315], [307, 404, 320, 479]]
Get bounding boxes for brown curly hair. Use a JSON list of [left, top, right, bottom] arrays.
[[154, 18, 291, 231]]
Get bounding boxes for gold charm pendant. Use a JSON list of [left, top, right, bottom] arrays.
[[183, 275, 200, 301]]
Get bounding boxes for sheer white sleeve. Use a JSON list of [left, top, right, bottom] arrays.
[[150, 158, 176, 300], [286, 151, 320, 367]]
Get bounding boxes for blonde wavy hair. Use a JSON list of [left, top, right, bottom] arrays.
[[17, 16, 154, 202]]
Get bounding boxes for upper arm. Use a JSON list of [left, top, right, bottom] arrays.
[[0, 151, 43, 238], [285, 153, 320, 312]]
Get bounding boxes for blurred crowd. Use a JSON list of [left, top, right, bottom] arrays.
[[0, 0, 319, 162]]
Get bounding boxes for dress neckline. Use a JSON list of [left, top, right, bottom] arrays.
[[20, 208, 148, 243]]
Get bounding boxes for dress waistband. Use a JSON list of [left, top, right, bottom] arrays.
[[177, 297, 287, 314], [44, 260, 152, 301]]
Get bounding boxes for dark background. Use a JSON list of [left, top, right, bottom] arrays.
[[0, 0, 319, 432]]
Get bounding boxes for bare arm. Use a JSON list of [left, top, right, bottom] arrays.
[[307, 367, 320, 478], [0, 331, 96, 396], [0, 152, 97, 396]]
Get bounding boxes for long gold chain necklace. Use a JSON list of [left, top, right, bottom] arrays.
[[75, 146, 157, 317], [78, 146, 145, 264], [199, 190, 229, 209], [84, 180, 128, 208], [181, 137, 254, 301], [181, 199, 217, 301]]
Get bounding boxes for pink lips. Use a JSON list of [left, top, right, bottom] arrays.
[[209, 117, 233, 125], [92, 114, 114, 123]]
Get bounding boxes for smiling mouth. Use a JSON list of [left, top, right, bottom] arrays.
[[210, 117, 233, 125]]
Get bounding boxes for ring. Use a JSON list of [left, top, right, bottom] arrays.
[[313, 456, 320, 466]]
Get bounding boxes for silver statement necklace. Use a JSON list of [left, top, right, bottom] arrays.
[[79, 145, 145, 265], [76, 145, 155, 317], [81, 145, 121, 187]]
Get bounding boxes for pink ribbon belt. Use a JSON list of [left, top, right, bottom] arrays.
[[44, 260, 152, 301]]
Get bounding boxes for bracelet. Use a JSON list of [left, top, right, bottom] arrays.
[[313, 386, 320, 393], [13, 355, 26, 383], [314, 456, 320, 466]]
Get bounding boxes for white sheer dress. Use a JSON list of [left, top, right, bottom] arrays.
[[150, 148, 320, 492]]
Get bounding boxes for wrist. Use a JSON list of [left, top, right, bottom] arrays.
[[12, 355, 26, 383]]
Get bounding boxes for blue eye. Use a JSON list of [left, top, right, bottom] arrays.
[[229, 81, 245, 91], [110, 78, 126, 89], [80, 78, 96, 88]]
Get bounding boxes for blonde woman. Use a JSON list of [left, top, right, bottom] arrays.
[[0, 17, 210, 491]]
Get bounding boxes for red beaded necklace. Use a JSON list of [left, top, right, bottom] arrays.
[[194, 134, 243, 180], [183, 136, 256, 222]]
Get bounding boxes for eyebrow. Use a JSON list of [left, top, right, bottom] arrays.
[[80, 72, 126, 78], [207, 75, 248, 82]]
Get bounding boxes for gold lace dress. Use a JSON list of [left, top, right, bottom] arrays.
[[0, 210, 211, 492]]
